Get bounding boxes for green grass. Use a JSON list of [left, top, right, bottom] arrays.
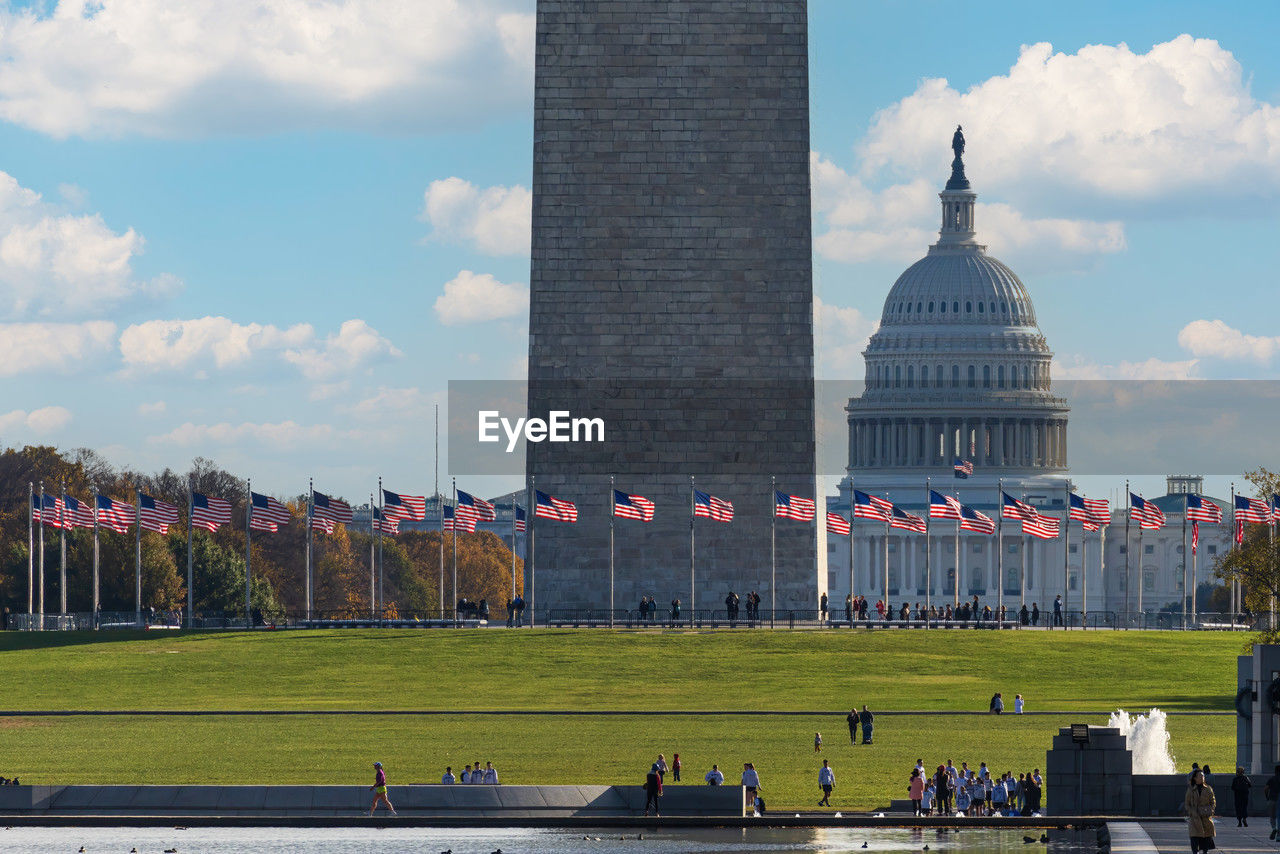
[[0, 629, 1246, 809]]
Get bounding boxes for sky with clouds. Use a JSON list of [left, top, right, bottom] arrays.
[[0, 0, 1277, 503]]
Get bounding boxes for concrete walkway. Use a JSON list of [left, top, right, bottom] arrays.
[[1139, 819, 1279, 853]]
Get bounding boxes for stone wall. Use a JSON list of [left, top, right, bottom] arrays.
[[526, 0, 819, 611]]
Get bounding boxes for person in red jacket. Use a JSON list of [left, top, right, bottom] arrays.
[[644, 763, 663, 816]]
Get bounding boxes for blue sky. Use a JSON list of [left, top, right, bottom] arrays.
[[0, 0, 1277, 505]]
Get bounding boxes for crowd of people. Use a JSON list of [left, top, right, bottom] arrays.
[[0, 776, 20, 785], [906, 760, 1044, 817], [836, 594, 1065, 627], [441, 762, 501, 784]]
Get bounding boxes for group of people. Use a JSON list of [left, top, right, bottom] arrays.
[[845, 706, 876, 744], [725, 590, 763, 622], [641, 753, 684, 816], [987, 692, 1024, 714], [907, 761, 1043, 817], [504, 595, 526, 626], [442, 762, 500, 785], [0, 776, 20, 785], [833, 594, 1065, 628], [455, 598, 489, 620]]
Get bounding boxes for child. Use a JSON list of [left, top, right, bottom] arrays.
[[920, 782, 935, 817], [814, 731, 822, 752], [954, 782, 971, 816]]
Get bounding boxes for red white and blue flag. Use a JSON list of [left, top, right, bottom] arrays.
[[383, 489, 427, 520], [514, 505, 526, 533], [1069, 493, 1108, 531], [457, 490, 497, 524], [827, 511, 851, 537], [929, 490, 963, 521], [443, 504, 475, 533], [1130, 493, 1165, 530], [613, 490, 655, 522], [1001, 492, 1039, 521], [1185, 494, 1222, 524], [250, 492, 291, 532], [774, 491, 816, 521], [890, 506, 928, 534], [959, 504, 996, 535], [372, 506, 399, 535], [853, 489, 892, 522], [191, 492, 232, 532], [312, 491, 353, 527], [534, 490, 578, 523], [37, 494, 65, 528], [96, 495, 135, 534], [1192, 521, 1199, 555], [139, 494, 180, 534], [1022, 513, 1060, 539], [693, 490, 733, 522], [954, 458, 974, 478], [1236, 495, 1274, 525], [63, 495, 96, 529], [1272, 494, 1280, 521]]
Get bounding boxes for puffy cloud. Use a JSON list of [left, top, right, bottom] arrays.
[[811, 154, 1124, 268], [0, 0, 535, 138], [1052, 354, 1199, 380], [0, 320, 116, 376], [433, 270, 528, 325], [859, 36, 1280, 201], [814, 296, 877, 379], [0, 405, 72, 435], [1177, 319, 1280, 364], [119, 316, 398, 380], [151, 420, 351, 448], [0, 171, 179, 318], [421, 177, 531, 256]]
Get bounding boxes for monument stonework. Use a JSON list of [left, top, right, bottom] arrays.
[[526, 0, 820, 613]]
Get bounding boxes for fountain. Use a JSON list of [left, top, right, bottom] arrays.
[[1107, 708, 1176, 774]]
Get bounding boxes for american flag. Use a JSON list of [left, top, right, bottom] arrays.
[[1185, 494, 1222, 524], [63, 495, 96, 529], [1273, 494, 1280, 520], [96, 495, 135, 534], [613, 490, 655, 522], [1000, 492, 1039, 521], [1236, 495, 1273, 525], [852, 489, 892, 522], [1130, 493, 1165, 530], [774, 491, 816, 521], [139, 494, 180, 534], [250, 492, 291, 532], [443, 504, 476, 532], [310, 513, 335, 534], [1235, 518, 1244, 545], [457, 489, 497, 524], [827, 511, 851, 536], [1191, 521, 1199, 555], [312, 490, 353, 525], [191, 492, 232, 532], [372, 506, 399, 535], [1069, 493, 1109, 531], [959, 504, 996, 535], [534, 490, 578, 523], [29, 493, 42, 524], [928, 490, 963, 521], [890, 506, 928, 533], [954, 458, 973, 478], [383, 489, 426, 520], [38, 494, 65, 529], [693, 490, 733, 522], [514, 505, 526, 533], [1022, 514, 1060, 539]]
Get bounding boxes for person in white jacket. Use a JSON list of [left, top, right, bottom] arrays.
[[704, 764, 724, 785], [483, 762, 499, 784], [817, 760, 835, 806]]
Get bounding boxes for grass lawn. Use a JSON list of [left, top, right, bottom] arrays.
[[0, 629, 1247, 809]]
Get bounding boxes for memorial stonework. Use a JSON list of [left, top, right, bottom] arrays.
[[526, 0, 819, 612]]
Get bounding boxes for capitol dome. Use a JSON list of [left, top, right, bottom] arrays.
[[845, 128, 1068, 477]]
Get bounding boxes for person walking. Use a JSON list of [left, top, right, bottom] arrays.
[[672, 753, 682, 782], [909, 769, 925, 816], [1231, 766, 1250, 827], [1031, 602, 1040, 626], [847, 708, 859, 744], [820, 592, 828, 624], [859, 705, 875, 744], [818, 760, 835, 807], [1053, 594, 1063, 627], [1185, 767, 1216, 853], [368, 762, 396, 816], [814, 731, 822, 752], [845, 593, 854, 624], [656, 754, 668, 780], [643, 763, 663, 816]]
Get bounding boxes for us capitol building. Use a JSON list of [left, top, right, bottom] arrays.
[[830, 129, 1229, 615]]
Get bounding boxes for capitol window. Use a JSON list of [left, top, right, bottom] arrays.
[[978, 302, 984, 313], [983, 365, 991, 388], [965, 301, 972, 313], [928, 301, 935, 312], [953, 301, 959, 313], [907, 365, 914, 387], [1001, 301, 1008, 312], [940, 301, 946, 313], [967, 365, 976, 387], [951, 365, 960, 387], [998, 365, 1005, 388]]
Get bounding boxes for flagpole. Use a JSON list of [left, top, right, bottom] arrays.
[[510, 498, 517, 605], [1230, 483, 1236, 628], [186, 477, 194, 629], [529, 474, 536, 628], [923, 477, 930, 626], [1123, 481, 1130, 623], [1182, 495, 1189, 630], [882, 494, 890, 617], [953, 482, 961, 608], [851, 478, 858, 623], [1097, 517, 1106, 629], [59, 478, 67, 615], [996, 478, 1004, 620], [92, 484, 100, 628], [1190, 521, 1198, 622], [771, 475, 777, 623], [438, 488, 445, 622], [1062, 482, 1070, 630], [134, 487, 142, 628], [1137, 501, 1145, 621], [452, 477, 458, 626], [609, 475, 615, 628], [38, 480, 45, 626], [306, 477, 313, 623], [377, 477, 385, 622], [27, 482, 34, 617], [689, 476, 696, 624], [245, 479, 252, 630], [370, 492, 377, 621], [1019, 486, 1027, 613]]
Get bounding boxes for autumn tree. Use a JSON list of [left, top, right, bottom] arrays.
[[1215, 467, 1280, 640]]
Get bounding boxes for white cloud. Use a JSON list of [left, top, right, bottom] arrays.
[[151, 420, 351, 448], [342, 386, 437, 420], [421, 177, 531, 256], [137, 400, 166, 416], [0, 405, 72, 435], [0, 320, 116, 376], [1177, 319, 1280, 364], [814, 296, 877, 379], [1052, 354, 1199, 380], [859, 36, 1280, 201], [0, 0, 534, 138], [434, 270, 528, 325], [0, 171, 179, 318], [811, 154, 1124, 268], [119, 316, 398, 380]]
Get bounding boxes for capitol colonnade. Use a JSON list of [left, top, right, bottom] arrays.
[[847, 416, 1068, 469]]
